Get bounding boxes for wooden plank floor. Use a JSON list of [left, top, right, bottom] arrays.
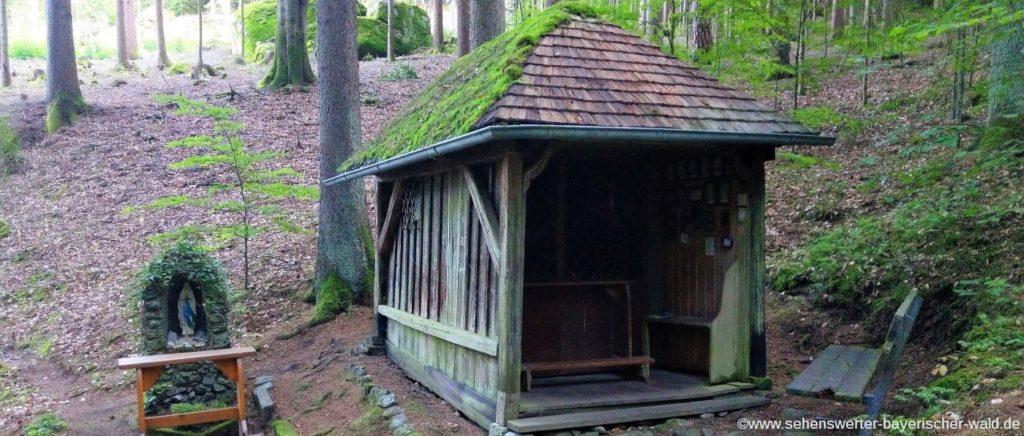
[[519, 369, 753, 414], [509, 394, 770, 433]]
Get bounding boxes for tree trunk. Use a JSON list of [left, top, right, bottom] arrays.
[[116, 0, 130, 68], [469, 0, 505, 49], [155, 0, 171, 68], [456, 0, 470, 56], [432, 0, 444, 50], [830, 0, 844, 39], [45, 0, 84, 133], [695, 18, 713, 53], [987, 0, 1024, 128], [0, 0, 10, 87], [262, 0, 315, 88], [124, 0, 139, 59], [314, 0, 372, 318], [387, 0, 394, 61], [194, 0, 206, 77], [881, 0, 895, 28], [239, 0, 246, 60]]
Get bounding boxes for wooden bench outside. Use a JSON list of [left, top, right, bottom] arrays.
[[521, 281, 654, 391], [117, 346, 257, 436], [786, 291, 923, 436], [640, 312, 713, 363]]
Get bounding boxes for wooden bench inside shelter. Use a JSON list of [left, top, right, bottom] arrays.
[[520, 282, 654, 391]]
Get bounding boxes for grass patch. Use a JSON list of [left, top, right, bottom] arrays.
[[10, 40, 46, 60], [1, 116, 21, 176], [167, 62, 191, 75], [23, 411, 68, 436], [169, 401, 227, 414], [379, 62, 418, 82], [776, 151, 841, 171], [791, 106, 845, 131]]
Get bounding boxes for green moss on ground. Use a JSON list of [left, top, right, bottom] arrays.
[[272, 420, 300, 436], [0, 116, 20, 176], [0, 220, 9, 240], [344, 2, 602, 170], [374, 2, 431, 55], [23, 411, 68, 436], [45, 93, 86, 134], [167, 62, 191, 75], [309, 272, 353, 326]]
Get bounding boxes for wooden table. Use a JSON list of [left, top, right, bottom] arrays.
[[117, 347, 257, 436]]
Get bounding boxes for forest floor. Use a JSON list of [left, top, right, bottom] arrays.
[[0, 45, 1017, 435]]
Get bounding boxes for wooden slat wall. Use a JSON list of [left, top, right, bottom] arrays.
[[383, 167, 500, 399]]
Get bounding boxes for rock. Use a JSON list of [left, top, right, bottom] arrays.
[[254, 385, 274, 420], [990, 398, 1004, 405], [394, 423, 417, 436], [349, 365, 367, 377], [488, 423, 509, 436], [782, 407, 806, 420], [717, 411, 728, 417], [699, 413, 715, 419], [389, 412, 408, 429], [382, 406, 404, 418], [112, 79, 127, 87], [592, 426, 608, 435], [254, 375, 273, 387], [1017, 400, 1024, 409], [376, 391, 397, 408]]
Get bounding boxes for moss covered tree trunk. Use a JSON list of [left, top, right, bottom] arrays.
[[155, 0, 171, 69], [0, 0, 10, 87], [313, 0, 372, 324], [456, 0, 470, 56], [262, 0, 315, 88], [45, 0, 84, 133], [987, 1, 1024, 129], [469, 0, 505, 49]]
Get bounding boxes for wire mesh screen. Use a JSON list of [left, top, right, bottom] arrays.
[[525, 157, 646, 282]]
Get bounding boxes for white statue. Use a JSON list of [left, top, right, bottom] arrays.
[[178, 282, 197, 337]]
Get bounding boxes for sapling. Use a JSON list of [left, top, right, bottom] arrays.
[[124, 95, 318, 292]]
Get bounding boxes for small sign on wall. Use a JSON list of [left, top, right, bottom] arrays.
[[705, 237, 716, 256]]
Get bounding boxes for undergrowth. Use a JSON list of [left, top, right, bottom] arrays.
[[0, 116, 21, 176]]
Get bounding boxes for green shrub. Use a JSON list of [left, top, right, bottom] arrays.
[[1, 116, 21, 176], [167, 62, 191, 75], [23, 412, 68, 436], [373, 1, 431, 55], [78, 43, 115, 60], [166, 0, 210, 16], [10, 40, 46, 60], [379, 62, 418, 81]]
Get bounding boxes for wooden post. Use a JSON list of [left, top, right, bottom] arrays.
[[748, 154, 768, 377], [495, 154, 525, 425], [373, 180, 390, 342], [235, 359, 247, 435], [136, 369, 146, 436]]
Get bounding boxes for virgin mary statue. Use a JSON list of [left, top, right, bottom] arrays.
[[178, 282, 197, 337]]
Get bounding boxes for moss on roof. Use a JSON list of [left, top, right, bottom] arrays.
[[343, 2, 603, 171]]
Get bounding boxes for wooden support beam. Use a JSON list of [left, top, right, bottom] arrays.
[[377, 180, 406, 257], [378, 304, 498, 356], [145, 407, 239, 428], [461, 165, 501, 263], [523, 146, 556, 193], [495, 154, 526, 425]]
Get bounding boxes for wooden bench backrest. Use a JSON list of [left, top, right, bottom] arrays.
[[878, 291, 923, 373]]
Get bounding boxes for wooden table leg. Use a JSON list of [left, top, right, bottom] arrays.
[[136, 368, 146, 436], [236, 359, 247, 436]]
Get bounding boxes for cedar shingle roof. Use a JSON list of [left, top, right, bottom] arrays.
[[478, 19, 811, 135]]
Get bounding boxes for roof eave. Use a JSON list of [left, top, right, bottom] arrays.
[[324, 125, 836, 186]]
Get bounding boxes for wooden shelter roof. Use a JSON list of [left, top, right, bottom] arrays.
[[478, 20, 810, 135]]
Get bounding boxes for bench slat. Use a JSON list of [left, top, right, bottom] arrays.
[[525, 356, 655, 373], [835, 348, 883, 402], [117, 347, 257, 369], [786, 344, 845, 396], [813, 346, 869, 395], [644, 314, 712, 328]]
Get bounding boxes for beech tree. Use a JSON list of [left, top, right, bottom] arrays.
[[987, 1, 1024, 129], [387, 0, 394, 60], [125, 0, 139, 58], [432, 0, 444, 50], [0, 0, 9, 87], [116, 0, 131, 68], [45, 0, 85, 133], [262, 0, 315, 88], [155, 0, 171, 68], [313, 0, 372, 324], [193, 0, 215, 78], [469, 0, 505, 49], [457, 0, 470, 55]]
